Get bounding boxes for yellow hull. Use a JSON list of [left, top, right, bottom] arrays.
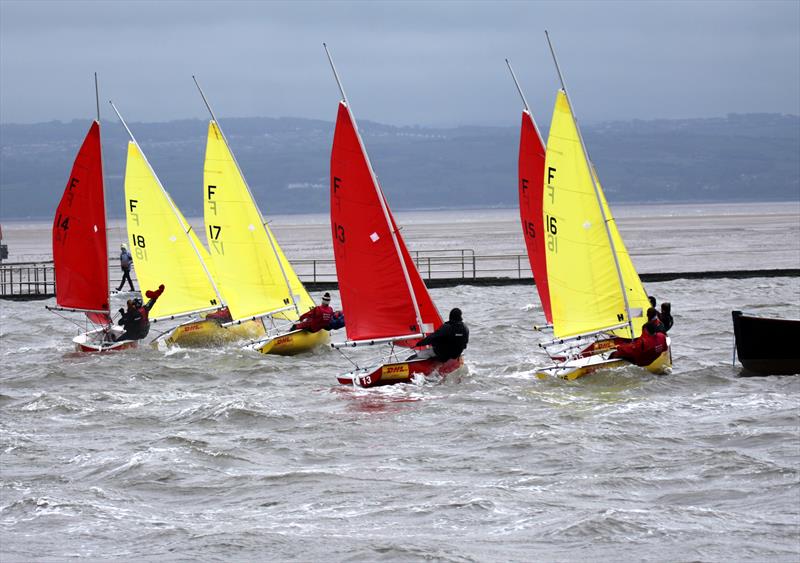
[[251, 329, 329, 356], [163, 318, 265, 347], [537, 346, 672, 381]]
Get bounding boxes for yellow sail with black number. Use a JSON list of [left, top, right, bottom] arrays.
[[542, 90, 648, 339], [124, 141, 221, 320], [202, 121, 314, 321]]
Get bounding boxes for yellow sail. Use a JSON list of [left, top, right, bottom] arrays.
[[202, 121, 314, 321], [542, 91, 645, 339], [595, 169, 650, 338], [124, 141, 222, 319]]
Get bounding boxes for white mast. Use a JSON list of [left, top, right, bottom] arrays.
[[108, 100, 226, 318], [505, 59, 545, 147], [544, 31, 635, 338], [323, 43, 427, 336]]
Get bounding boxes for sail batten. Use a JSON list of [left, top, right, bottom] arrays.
[[52, 121, 109, 320], [330, 101, 442, 343]]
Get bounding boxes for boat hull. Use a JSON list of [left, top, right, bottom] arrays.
[[538, 340, 672, 380], [73, 327, 137, 353], [732, 310, 800, 375], [163, 318, 265, 347], [251, 329, 329, 356], [337, 356, 464, 388]]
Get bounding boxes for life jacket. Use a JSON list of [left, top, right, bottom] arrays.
[[137, 306, 150, 338], [297, 304, 333, 333], [328, 311, 345, 330]]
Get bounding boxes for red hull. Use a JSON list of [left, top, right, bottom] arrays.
[[337, 356, 464, 388]]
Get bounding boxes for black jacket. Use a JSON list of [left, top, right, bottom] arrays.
[[118, 307, 145, 339], [415, 320, 469, 361]]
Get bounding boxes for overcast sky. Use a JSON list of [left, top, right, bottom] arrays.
[[1, 0, 798, 127]]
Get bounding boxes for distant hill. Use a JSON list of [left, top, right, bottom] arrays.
[[1, 113, 798, 220]]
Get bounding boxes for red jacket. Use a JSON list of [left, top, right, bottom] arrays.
[[614, 325, 667, 367], [295, 304, 333, 333]]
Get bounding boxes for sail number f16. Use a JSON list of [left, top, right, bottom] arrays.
[[545, 166, 558, 253]]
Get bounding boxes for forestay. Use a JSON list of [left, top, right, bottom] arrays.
[[542, 90, 648, 339]]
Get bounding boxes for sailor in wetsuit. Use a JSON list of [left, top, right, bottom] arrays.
[[291, 292, 334, 333], [414, 307, 469, 361], [116, 284, 165, 341], [611, 308, 667, 366]]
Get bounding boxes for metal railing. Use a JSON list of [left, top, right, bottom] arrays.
[[0, 250, 531, 298], [0, 261, 56, 298]]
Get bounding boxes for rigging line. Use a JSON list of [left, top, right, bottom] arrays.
[[335, 347, 361, 370]]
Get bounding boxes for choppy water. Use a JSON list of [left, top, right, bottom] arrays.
[[1, 203, 800, 561]]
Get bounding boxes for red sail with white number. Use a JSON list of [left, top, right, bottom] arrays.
[[518, 110, 552, 323], [330, 101, 442, 343], [52, 121, 110, 323]]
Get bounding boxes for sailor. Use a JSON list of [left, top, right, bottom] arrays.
[[206, 306, 233, 324], [116, 284, 165, 341], [291, 292, 334, 333], [414, 307, 469, 362], [117, 243, 135, 292], [646, 307, 667, 334], [659, 302, 674, 332], [328, 310, 345, 330], [611, 308, 667, 366]]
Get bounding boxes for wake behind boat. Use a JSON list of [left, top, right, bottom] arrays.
[[514, 35, 672, 379], [325, 45, 465, 387]]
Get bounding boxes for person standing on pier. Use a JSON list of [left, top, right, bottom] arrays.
[[117, 243, 134, 292]]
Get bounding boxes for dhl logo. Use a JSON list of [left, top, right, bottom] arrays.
[[382, 364, 410, 379], [274, 336, 292, 346], [594, 340, 616, 352], [181, 323, 203, 333]]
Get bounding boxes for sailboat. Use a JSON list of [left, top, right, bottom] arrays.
[[507, 59, 552, 326], [535, 33, 671, 379], [325, 45, 464, 387], [109, 102, 228, 343], [48, 76, 132, 352], [190, 78, 328, 356]]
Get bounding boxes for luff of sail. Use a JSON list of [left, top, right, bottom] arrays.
[[52, 121, 110, 321], [123, 142, 221, 320], [330, 101, 442, 343], [202, 121, 313, 322], [518, 110, 552, 323], [542, 90, 647, 339]]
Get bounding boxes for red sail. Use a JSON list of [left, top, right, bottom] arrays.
[[518, 111, 552, 323], [330, 102, 442, 342], [52, 121, 109, 319]]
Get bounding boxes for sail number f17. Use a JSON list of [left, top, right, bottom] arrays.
[[206, 184, 224, 255]]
